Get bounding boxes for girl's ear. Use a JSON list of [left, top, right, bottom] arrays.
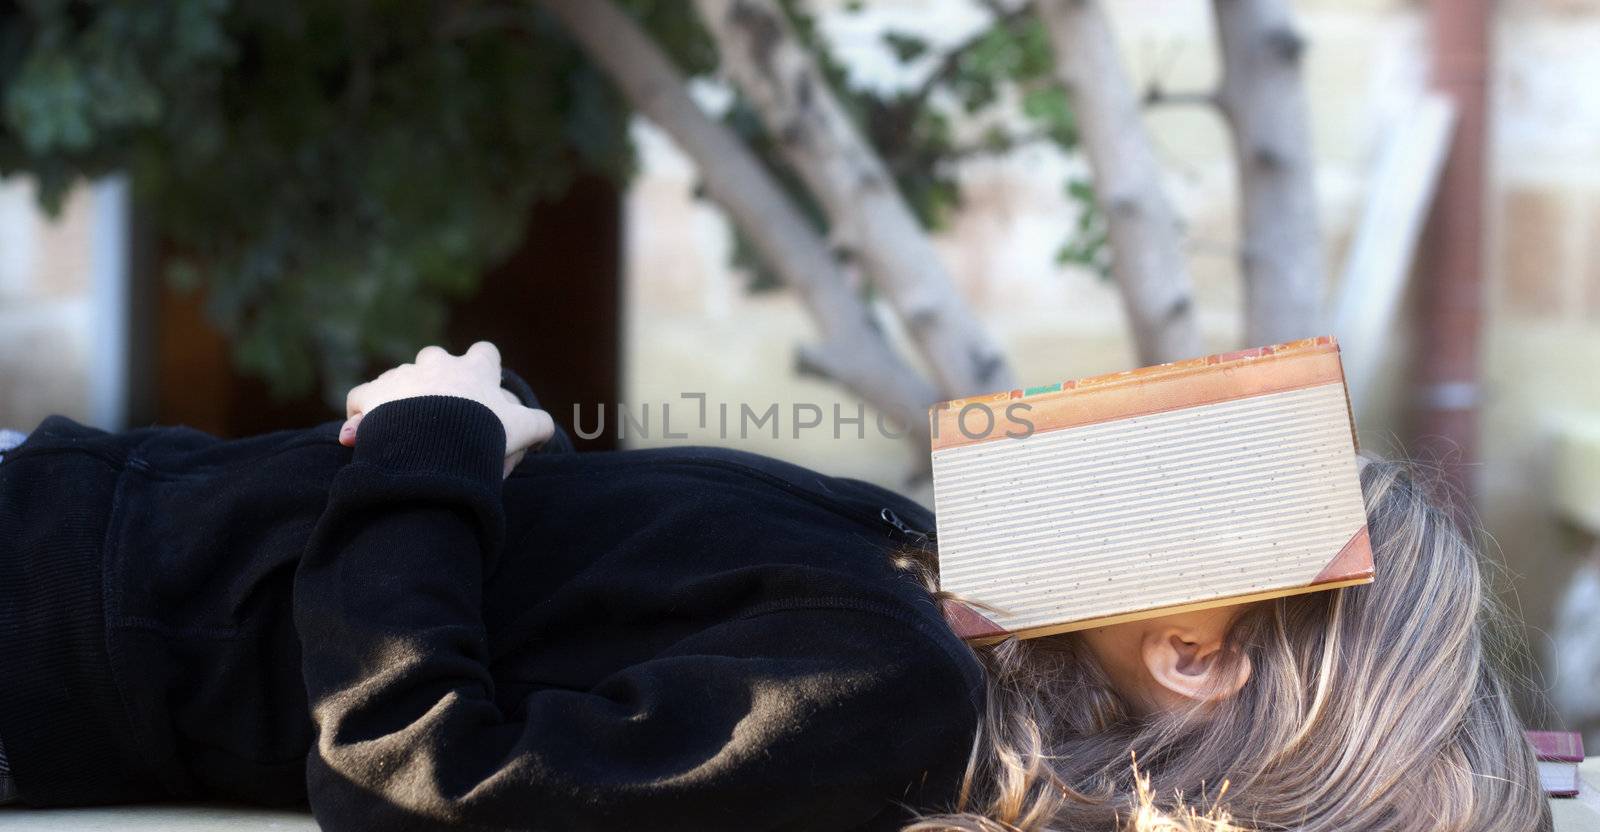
[[1139, 622, 1253, 704]]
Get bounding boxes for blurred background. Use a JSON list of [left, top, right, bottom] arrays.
[[2, 0, 1598, 744]]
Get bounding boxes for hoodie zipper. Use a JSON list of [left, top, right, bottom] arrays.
[[879, 507, 934, 546]]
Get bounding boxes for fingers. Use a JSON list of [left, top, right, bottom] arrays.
[[341, 340, 513, 451], [465, 340, 500, 367], [338, 412, 363, 447], [528, 408, 555, 445], [502, 447, 527, 479], [505, 407, 556, 451], [345, 381, 372, 419], [415, 342, 500, 377], [415, 345, 451, 364]]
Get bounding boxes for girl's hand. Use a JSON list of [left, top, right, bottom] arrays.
[[339, 341, 554, 478]]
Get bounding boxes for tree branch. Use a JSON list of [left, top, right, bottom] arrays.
[[536, 0, 938, 456], [1212, 0, 1323, 345], [1035, 0, 1202, 364], [694, 0, 1016, 399]]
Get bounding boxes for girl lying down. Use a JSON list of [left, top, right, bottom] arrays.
[[0, 342, 1550, 831]]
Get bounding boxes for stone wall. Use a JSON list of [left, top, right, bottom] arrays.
[[0, 178, 94, 429]]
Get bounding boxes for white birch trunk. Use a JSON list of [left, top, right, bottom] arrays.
[[1036, 0, 1203, 365], [1213, 0, 1324, 346], [693, 0, 1016, 398], [537, 0, 938, 449]]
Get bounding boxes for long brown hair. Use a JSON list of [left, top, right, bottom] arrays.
[[897, 456, 1552, 831]]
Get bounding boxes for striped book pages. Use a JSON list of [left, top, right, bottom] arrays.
[[930, 336, 1373, 643]]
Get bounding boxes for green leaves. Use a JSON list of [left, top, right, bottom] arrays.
[[6, 47, 97, 154], [1058, 178, 1109, 277], [0, 0, 1111, 404], [2, 0, 233, 209], [1020, 85, 1078, 147], [0, 0, 638, 407]]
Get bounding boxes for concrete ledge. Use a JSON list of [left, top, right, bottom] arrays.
[[2, 763, 1596, 831], [0, 805, 318, 830], [1552, 757, 1600, 831]]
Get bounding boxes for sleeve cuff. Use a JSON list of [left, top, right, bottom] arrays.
[[352, 395, 507, 486]]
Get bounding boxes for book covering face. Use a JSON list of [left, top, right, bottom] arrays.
[[931, 337, 1373, 643]]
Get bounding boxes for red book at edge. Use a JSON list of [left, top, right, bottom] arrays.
[[1526, 730, 1584, 798]]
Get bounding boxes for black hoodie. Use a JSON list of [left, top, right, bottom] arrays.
[[0, 387, 982, 831]]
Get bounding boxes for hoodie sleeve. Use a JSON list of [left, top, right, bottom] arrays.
[[293, 395, 978, 832]]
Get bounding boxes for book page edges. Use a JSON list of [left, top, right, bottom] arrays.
[[946, 574, 1375, 645], [942, 526, 1375, 644]]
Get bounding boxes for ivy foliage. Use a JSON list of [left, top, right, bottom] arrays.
[[0, 0, 1098, 405], [0, 0, 712, 405]]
